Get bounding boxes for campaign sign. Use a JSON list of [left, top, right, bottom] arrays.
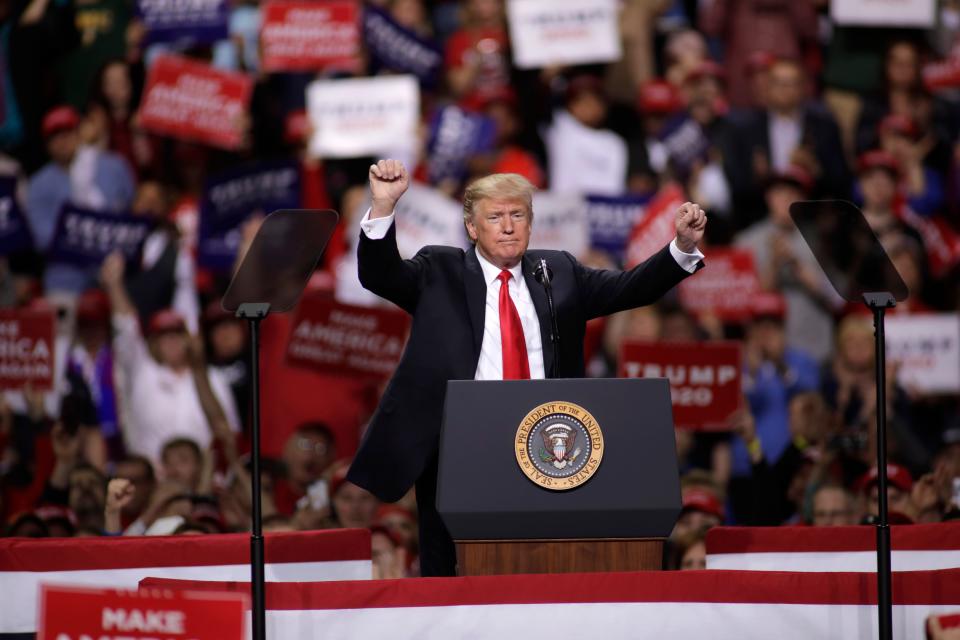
[[0, 309, 55, 391], [137, 0, 229, 45], [619, 340, 742, 430], [363, 3, 442, 86], [586, 193, 651, 260], [677, 249, 760, 322], [507, 0, 621, 69], [831, 0, 934, 27], [138, 55, 254, 150], [48, 205, 152, 268], [307, 75, 419, 158], [885, 313, 960, 394], [527, 191, 589, 257], [38, 584, 247, 640], [261, 0, 361, 73], [659, 115, 710, 176], [0, 177, 32, 254], [624, 182, 685, 268], [198, 160, 301, 270], [923, 55, 960, 91], [425, 105, 496, 185], [286, 295, 410, 380]]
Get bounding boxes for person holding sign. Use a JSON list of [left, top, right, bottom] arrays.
[[348, 159, 707, 576]]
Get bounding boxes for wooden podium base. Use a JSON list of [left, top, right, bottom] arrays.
[[455, 539, 663, 576]]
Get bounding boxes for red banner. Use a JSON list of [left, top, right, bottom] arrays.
[[619, 340, 741, 430], [0, 308, 55, 390], [286, 295, 409, 380], [138, 55, 253, 150], [676, 248, 760, 321], [624, 182, 684, 268], [39, 584, 247, 640], [261, 0, 360, 72], [923, 56, 960, 90]]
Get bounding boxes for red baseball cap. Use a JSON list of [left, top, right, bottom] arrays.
[[749, 292, 787, 321], [376, 503, 416, 525], [766, 164, 813, 194], [76, 288, 110, 325], [147, 309, 187, 336], [685, 60, 725, 84], [42, 105, 80, 139], [746, 50, 776, 75], [857, 149, 901, 177], [855, 463, 914, 494], [878, 114, 917, 139], [637, 79, 683, 115], [681, 487, 724, 519]]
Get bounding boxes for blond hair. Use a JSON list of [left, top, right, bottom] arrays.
[[462, 173, 536, 226]]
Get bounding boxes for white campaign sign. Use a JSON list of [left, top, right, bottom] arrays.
[[528, 191, 589, 257], [507, 0, 621, 69], [830, 0, 934, 27], [885, 313, 960, 393], [307, 75, 419, 158]]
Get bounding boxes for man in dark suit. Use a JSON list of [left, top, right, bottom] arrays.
[[347, 159, 707, 576], [728, 58, 851, 229]]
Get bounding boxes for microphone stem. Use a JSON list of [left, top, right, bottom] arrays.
[[544, 283, 560, 378]]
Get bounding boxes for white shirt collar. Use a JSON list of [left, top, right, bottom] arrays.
[[474, 247, 523, 287]]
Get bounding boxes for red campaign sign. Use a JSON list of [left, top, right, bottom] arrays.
[[39, 584, 247, 640], [286, 295, 410, 380], [923, 56, 960, 90], [261, 0, 361, 73], [624, 182, 685, 268], [677, 248, 760, 321], [618, 340, 742, 430], [138, 55, 253, 150], [0, 308, 55, 390]]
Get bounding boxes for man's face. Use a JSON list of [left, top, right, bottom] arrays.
[[748, 319, 786, 362], [672, 509, 720, 539], [47, 129, 80, 166], [812, 487, 857, 526], [465, 197, 532, 269], [283, 432, 334, 488], [860, 169, 897, 211], [767, 63, 804, 113], [867, 485, 912, 518], [154, 331, 189, 368], [162, 444, 201, 490], [333, 482, 379, 529], [69, 469, 105, 515], [765, 183, 802, 227], [115, 460, 155, 516]]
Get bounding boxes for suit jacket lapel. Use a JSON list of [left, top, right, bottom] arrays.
[[522, 254, 555, 378], [464, 247, 486, 362]]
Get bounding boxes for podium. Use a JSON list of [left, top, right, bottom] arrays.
[[437, 378, 680, 576]]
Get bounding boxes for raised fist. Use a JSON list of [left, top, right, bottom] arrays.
[[369, 159, 409, 218], [675, 201, 707, 253]]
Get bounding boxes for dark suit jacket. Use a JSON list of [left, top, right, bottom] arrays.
[[347, 222, 699, 502], [728, 106, 851, 229]]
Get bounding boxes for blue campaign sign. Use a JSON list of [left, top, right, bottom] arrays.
[[198, 160, 302, 270], [658, 114, 710, 176], [137, 0, 230, 45], [363, 4, 443, 87], [585, 193, 652, 260], [48, 205, 153, 267], [425, 105, 496, 185], [0, 177, 33, 255]]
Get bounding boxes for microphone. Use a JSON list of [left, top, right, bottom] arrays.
[[534, 259, 553, 287], [533, 258, 559, 378]]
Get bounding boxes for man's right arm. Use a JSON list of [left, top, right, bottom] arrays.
[[357, 160, 428, 313]]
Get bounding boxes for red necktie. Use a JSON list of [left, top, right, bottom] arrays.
[[498, 270, 530, 380]]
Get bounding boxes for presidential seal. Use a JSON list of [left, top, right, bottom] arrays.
[[515, 401, 604, 491]]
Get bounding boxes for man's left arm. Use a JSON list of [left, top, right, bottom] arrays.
[[576, 202, 706, 319]]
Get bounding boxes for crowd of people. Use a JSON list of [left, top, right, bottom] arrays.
[[1, 0, 959, 579]]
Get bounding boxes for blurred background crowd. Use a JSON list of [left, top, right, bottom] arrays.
[[1, 0, 959, 579]]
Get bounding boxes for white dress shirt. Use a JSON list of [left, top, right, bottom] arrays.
[[360, 210, 703, 380], [768, 111, 803, 173]]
